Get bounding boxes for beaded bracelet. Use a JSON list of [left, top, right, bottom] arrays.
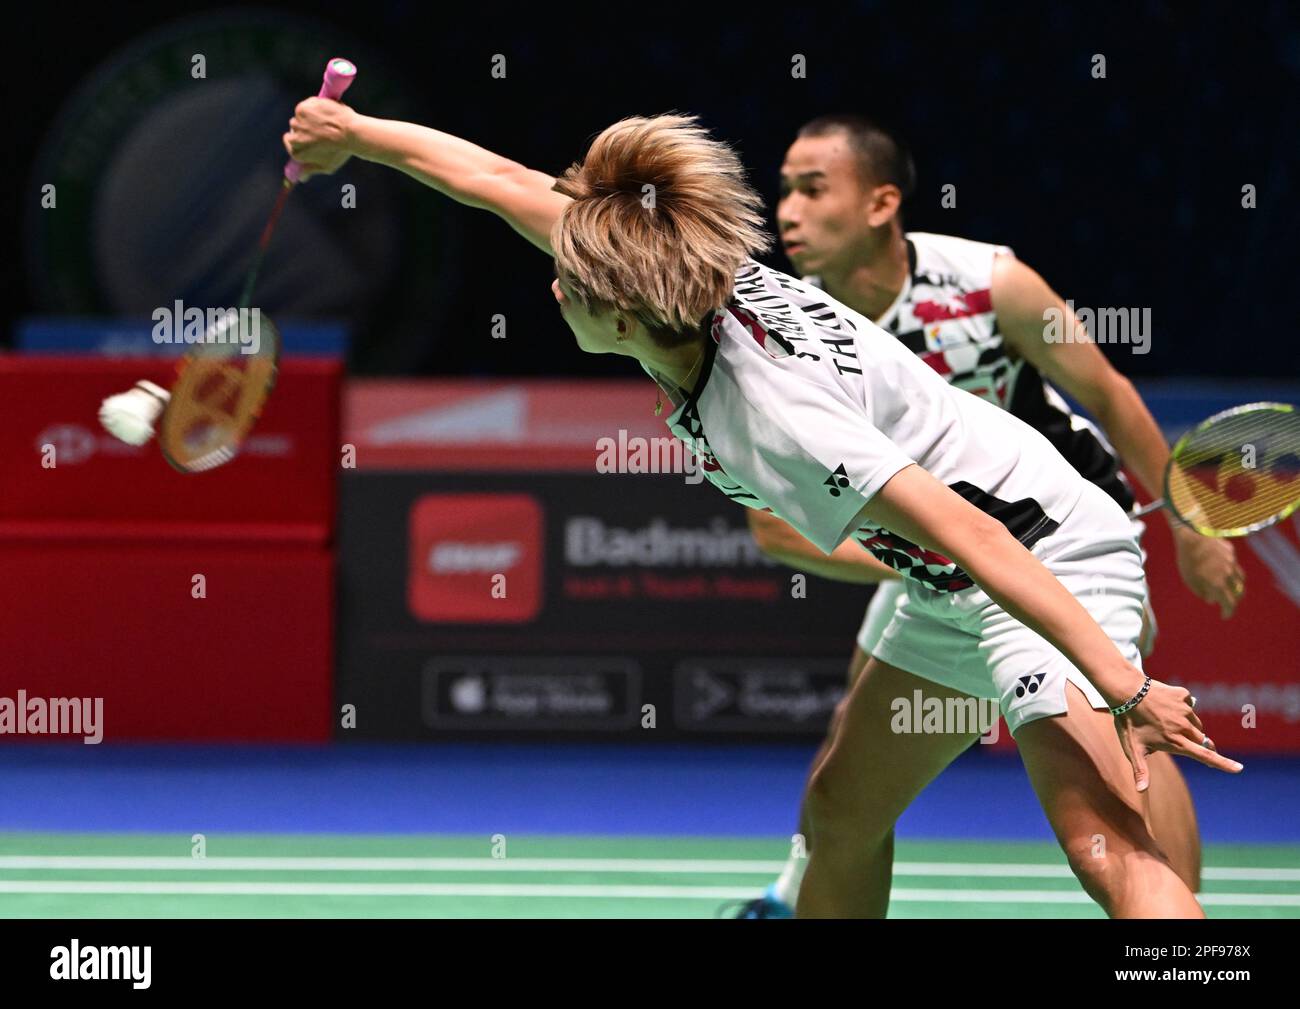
[[1109, 675, 1152, 717]]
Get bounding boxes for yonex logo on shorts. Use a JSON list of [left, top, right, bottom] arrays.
[[1015, 673, 1047, 698]]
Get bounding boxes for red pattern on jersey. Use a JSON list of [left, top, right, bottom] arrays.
[[912, 288, 993, 324], [918, 349, 953, 376], [724, 305, 769, 352], [860, 534, 955, 570], [859, 531, 976, 592]]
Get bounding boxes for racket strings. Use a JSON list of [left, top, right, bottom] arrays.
[[1167, 405, 1300, 535], [159, 320, 280, 473]]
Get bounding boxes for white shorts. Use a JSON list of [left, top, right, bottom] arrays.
[[858, 481, 1149, 737]]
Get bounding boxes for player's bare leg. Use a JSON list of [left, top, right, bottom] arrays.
[[799, 658, 979, 918], [1015, 683, 1204, 918], [777, 646, 1199, 915], [1133, 603, 1202, 891], [1145, 750, 1202, 891], [801, 646, 871, 830], [764, 646, 886, 911]]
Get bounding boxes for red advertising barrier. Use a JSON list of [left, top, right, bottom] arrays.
[[0, 355, 341, 742], [1140, 511, 1300, 752], [0, 543, 333, 741], [0, 357, 341, 538]]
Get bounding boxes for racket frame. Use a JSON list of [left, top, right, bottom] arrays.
[[157, 315, 283, 473], [1142, 401, 1300, 537]]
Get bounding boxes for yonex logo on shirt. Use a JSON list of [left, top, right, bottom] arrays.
[[823, 464, 850, 497]]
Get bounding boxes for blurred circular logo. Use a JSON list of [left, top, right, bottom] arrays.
[[26, 11, 457, 366], [35, 424, 97, 465]]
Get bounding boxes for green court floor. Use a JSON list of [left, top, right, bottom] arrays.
[[1, 833, 1297, 918]]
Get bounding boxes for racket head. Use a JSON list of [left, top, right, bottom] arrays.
[[158, 309, 282, 473], [1164, 401, 1300, 537]]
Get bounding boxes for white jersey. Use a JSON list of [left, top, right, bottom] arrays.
[[809, 232, 1135, 510], [644, 260, 1089, 594]]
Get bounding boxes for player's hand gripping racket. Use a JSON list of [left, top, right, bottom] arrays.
[[1132, 402, 1300, 536], [99, 57, 357, 472]]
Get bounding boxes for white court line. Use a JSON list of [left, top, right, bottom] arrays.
[[900, 863, 1300, 883], [0, 856, 1297, 882], [0, 880, 1296, 905], [894, 890, 1300, 907], [0, 856, 785, 874], [0, 881, 759, 899]]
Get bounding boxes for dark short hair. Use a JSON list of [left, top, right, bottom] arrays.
[[796, 115, 916, 200]]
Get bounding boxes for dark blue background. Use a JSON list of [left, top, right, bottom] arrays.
[[9, 0, 1299, 380]]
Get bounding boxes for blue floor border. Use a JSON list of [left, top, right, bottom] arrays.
[[0, 743, 1296, 842]]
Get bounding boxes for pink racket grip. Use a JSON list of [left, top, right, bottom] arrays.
[[284, 57, 358, 184]]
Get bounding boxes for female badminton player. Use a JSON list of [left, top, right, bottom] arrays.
[[283, 102, 1242, 918]]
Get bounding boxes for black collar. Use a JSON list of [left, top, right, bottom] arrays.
[[675, 307, 723, 417]]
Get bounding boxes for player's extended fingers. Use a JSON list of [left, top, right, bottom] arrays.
[[1175, 736, 1244, 774], [1115, 721, 1149, 792]]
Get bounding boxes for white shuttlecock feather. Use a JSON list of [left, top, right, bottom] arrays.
[[99, 381, 171, 446]]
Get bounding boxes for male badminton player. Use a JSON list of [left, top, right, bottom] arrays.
[[284, 101, 1241, 917], [731, 115, 1244, 917]]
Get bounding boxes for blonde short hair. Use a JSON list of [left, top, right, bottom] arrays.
[[551, 114, 771, 344]]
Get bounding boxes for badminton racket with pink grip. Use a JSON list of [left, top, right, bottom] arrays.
[[99, 58, 358, 472]]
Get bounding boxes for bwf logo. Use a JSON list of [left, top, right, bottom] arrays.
[[50, 940, 151, 989], [151, 300, 262, 355], [408, 493, 543, 623]]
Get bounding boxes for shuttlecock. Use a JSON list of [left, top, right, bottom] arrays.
[[99, 380, 171, 446]]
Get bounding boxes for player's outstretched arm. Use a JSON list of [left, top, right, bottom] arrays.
[[992, 254, 1245, 617], [857, 463, 1244, 786], [747, 509, 901, 584], [283, 98, 570, 254]]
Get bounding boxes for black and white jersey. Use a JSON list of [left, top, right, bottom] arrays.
[[643, 260, 1092, 593], [811, 232, 1134, 511]]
